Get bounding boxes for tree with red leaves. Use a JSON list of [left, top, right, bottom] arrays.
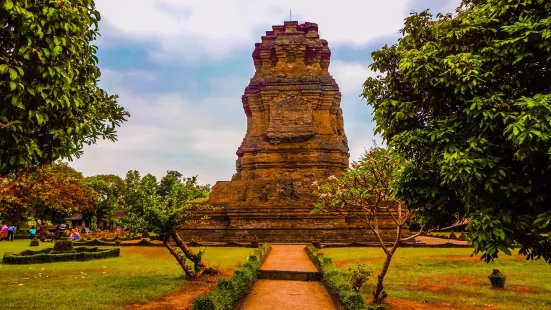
[[0, 162, 95, 238]]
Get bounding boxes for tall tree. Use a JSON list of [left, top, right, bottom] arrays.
[[0, 0, 129, 186], [362, 0, 551, 262], [122, 170, 213, 278], [85, 174, 125, 227], [0, 162, 95, 236]]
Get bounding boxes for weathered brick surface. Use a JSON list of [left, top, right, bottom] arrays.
[[179, 22, 397, 242]]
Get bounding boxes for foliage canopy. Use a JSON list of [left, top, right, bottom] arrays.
[[362, 0, 551, 262], [0, 0, 129, 177]]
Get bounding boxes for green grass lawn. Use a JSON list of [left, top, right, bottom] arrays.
[[0, 240, 251, 309], [322, 247, 551, 310]]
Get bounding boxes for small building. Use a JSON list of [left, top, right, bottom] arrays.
[[66, 213, 86, 228], [65, 210, 127, 230]]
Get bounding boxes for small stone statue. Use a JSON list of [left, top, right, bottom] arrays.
[[488, 269, 506, 288]]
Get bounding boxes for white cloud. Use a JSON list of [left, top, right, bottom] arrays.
[[330, 60, 382, 93], [95, 0, 412, 61], [345, 120, 383, 162], [70, 86, 247, 185]]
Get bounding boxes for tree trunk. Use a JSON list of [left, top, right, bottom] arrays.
[[162, 238, 193, 278], [372, 252, 393, 303], [13, 206, 21, 236], [37, 219, 48, 241], [371, 227, 401, 304], [170, 232, 210, 275]]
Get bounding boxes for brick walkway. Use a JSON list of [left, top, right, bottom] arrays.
[[238, 245, 336, 310]]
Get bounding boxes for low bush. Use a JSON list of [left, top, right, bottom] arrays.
[[3, 247, 120, 264], [347, 263, 372, 293], [306, 245, 369, 310], [30, 238, 40, 247], [192, 243, 271, 310], [53, 237, 74, 252]]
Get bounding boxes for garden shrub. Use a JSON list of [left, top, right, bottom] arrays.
[[53, 237, 74, 252], [191, 244, 272, 310], [50, 250, 77, 254], [449, 232, 457, 239], [193, 295, 217, 310], [347, 263, 372, 293], [312, 241, 321, 249], [3, 247, 120, 264], [30, 238, 40, 247], [306, 245, 368, 310]]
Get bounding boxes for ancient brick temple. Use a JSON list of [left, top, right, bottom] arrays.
[[178, 21, 394, 242]]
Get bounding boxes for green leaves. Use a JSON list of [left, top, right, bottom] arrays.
[[3, 0, 13, 10], [363, 0, 551, 263], [1, 0, 129, 177], [122, 171, 210, 238], [8, 68, 17, 80]]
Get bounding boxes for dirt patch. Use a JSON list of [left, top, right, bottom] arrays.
[[403, 275, 483, 297], [415, 236, 469, 245], [385, 298, 494, 310], [431, 255, 481, 262], [510, 284, 539, 294], [334, 258, 385, 267], [125, 270, 232, 310]]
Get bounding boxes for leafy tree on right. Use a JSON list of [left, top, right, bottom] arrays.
[[363, 0, 551, 263]]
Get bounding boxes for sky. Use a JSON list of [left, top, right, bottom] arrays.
[[70, 0, 461, 186]]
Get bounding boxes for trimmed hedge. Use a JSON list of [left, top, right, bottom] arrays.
[[72, 238, 263, 248], [321, 242, 472, 249], [3, 247, 120, 264], [53, 237, 74, 252], [306, 245, 370, 310], [73, 238, 119, 247], [187, 241, 260, 248], [192, 243, 272, 310]]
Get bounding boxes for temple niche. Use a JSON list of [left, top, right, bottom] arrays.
[[178, 22, 395, 242]]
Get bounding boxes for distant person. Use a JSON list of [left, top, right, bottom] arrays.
[[0, 224, 7, 241], [28, 226, 37, 239], [7, 225, 16, 241], [72, 229, 81, 241], [57, 223, 67, 238]]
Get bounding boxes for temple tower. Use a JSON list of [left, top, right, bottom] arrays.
[[178, 22, 394, 242]]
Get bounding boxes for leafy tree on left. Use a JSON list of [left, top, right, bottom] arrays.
[[0, 0, 129, 189], [0, 162, 96, 239]]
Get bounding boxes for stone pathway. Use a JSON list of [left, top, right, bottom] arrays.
[[416, 236, 470, 245], [239, 245, 337, 310]]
